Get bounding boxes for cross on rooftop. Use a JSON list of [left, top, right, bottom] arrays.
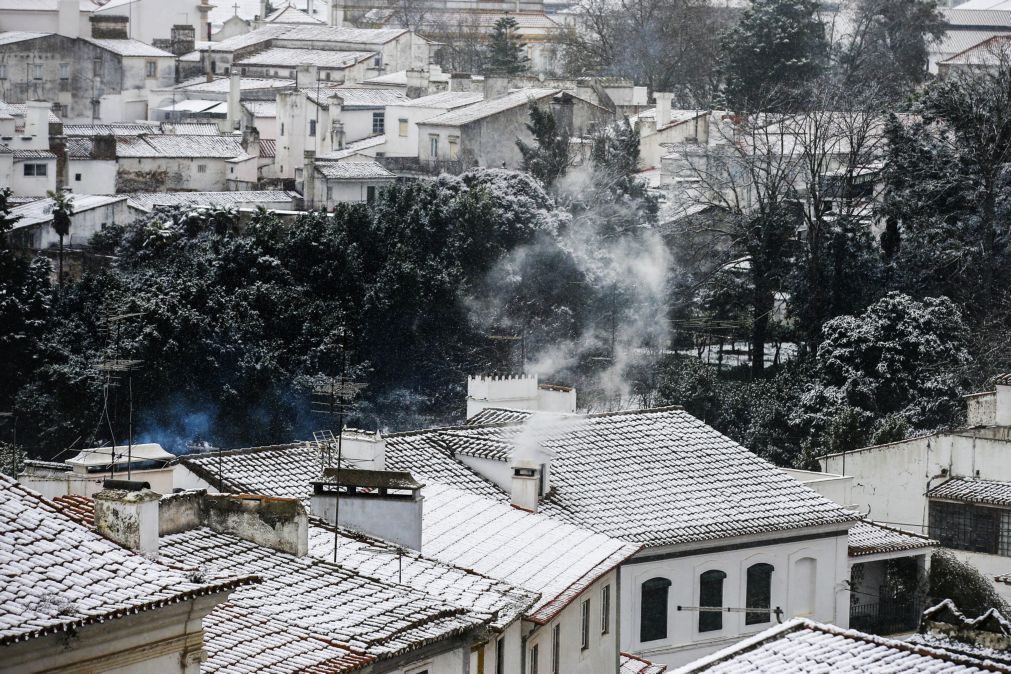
[[233, 2, 240, 14]]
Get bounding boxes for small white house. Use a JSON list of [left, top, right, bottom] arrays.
[[384, 90, 483, 158], [307, 156, 396, 209], [11, 150, 57, 197]]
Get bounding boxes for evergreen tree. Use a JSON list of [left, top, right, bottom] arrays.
[[587, 117, 658, 228], [516, 103, 570, 189], [486, 17, 530, 75], [719, 0, 828, 111]]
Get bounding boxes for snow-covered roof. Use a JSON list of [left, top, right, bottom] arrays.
[[63, 122, 159, 136], [9, 195, 126, 230], [0, 102, 60, 125], [673, 618, 1004, 673], [396, 91, 484, 109], [126, 190, 296, 212], [154, 99, 223, 114], [201, 603, 374, 673], [420, 482, 639, 624], [315, 159, 395, 180], [81, 38, 173, 57], [236, 47, 375, 68], [0, 475, 251, 646], [949, 3, 1011, 19], [274, 24, 409, 44], [66, 442, 174, 467], [465, 407, 541, 425], [941, 34, 1011, 65], [847, 520, 937, 557], [421, 88, 559, 127], [317, 135, 385, 160], [11, 149, 56, 160], [264, 4, 325, 24], [621, 652, 668, 674], [928, 477, 1011, 507], [258, 138, 276, 158], [173, 75, 294, 93], [161, 122, 221, 135], [396, 408, 858, 547], [116, 134, 246, 158], [307, 519, 538, 630], [307, 86, 409, 108], [158, 526, 489, 658], [0, 31, 51, 46]]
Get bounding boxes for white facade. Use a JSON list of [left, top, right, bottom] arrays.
[[621, 527, 851, 668], [11, 155, 57, 196], [466, 374, 577, 418], [68, 158, 118, 194]]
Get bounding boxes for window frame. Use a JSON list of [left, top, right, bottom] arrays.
[[145, 60, 157, 78], [551, 623, 560, 673], [309, 118, 317, 137], [601, 584, 611, 635], [23, 162, 47, 177], [580, 597, 590, 650], [372, 111, 384, 134], [699, 569, 727, 633], [398, 118, 408, 137], [745, 563, 775, 626], [31, 63, 43, 80], [495, 635, 505, 674], [639, 577, 672, 643], [530, 644, 539, 674], [429, 134, 438, 159]]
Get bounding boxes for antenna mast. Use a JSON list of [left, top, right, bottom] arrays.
[[96, 309, 144, 479]]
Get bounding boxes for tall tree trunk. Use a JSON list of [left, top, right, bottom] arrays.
[[58, 235, 64, 288], [752, 276, 774, 377]]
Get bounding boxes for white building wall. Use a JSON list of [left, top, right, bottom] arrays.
[[11, 158, 56, 196], [620, 528, 851, 669], [68, 159, 118, 194], [526, 570, 620, 674], [384, 104, 448, 157], [0, 153, 12, 190]]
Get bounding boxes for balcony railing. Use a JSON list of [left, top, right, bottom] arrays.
[[850, 597, 921, 635]]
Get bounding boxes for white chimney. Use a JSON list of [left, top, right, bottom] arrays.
[[57, 0, 80, 39], [511, 460, 540, 512], [227, 70, 241, 131], [330, 0, 344, 28], [311, 468, 424, 550], [25, 101, 50, 141], [95, 487, 161, 555], [466, 374, 540, 419], [405, 67, 429, 98], [327, 94, 343, 152], [339, 429, 386, 471], [996, 377, 1011, 426], [449, 73, 473, 93], [654, 92, 674, 129], [303, 149, 316, 209], [295, 64, 318, 89]]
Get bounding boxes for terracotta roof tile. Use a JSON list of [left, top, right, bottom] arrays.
[[928, 477, 1011, 508]]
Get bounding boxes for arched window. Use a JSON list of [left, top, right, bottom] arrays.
[[793, 557, 817, 616], [746, 563, 775, 625], [640, 577, 672, 642], [699, 570, 727, 632]]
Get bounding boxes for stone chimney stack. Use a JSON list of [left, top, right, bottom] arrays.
[[89, 15, 130, 39], [654, 92, 674, 128], [295, 64, 319, 89], [25, 101, 50, 141], [228, 70, 242, 131], [449, 73, 473, 93], [483, 76, 510, 100], [303, 149, 316, 209], [405, 67, 429, 99], [311, 469, 424, 550], [57, 0, 80, 39], [511, 461, 540, 512], [95, 487, 161, 555]]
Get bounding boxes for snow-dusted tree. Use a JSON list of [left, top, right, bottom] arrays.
[[486, 17, 529, 75], [794, 292, 971, 453], [517, 103, 571, 189], [834, 0, 945, 99], [719, 0, 829, 112]]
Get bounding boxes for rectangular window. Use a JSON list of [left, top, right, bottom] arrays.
[[429, 135, 438, 159], [59, 62, 69, 79], [366, 185, 376, 203], [93, 58, 102, 76], [929, 500, 1008, 555], [699, 570, 727, 633], [601, 585, 611, 634], [373, 54, 382, 68], [31, 64, 43, 80], [399, 118, 408, 137], [496, 636, 505, 674], [580, 598, 590, 650], [280, 123, 285, 136], [326, 185, 334, 200], [0, 64, 6, 79], [372, 112, 384, 134], [23, 163, 47, 177], [529, 644, 538, 674], [75, 173, 81, 182], [309, 119, 317, 137], [146, 60, 157, 78], [551, 624, 560, 672], [448, 136, 459, 160], [197, 164, 207, 174]]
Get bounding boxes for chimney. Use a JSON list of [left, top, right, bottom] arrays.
[[25, 101, 50, 141], [996, 375, 1011, 426], [228, 70, 242, 131], [339, 429, 386, 470], [449, 73, 473, 93], [303, 149, 316, 209], [95, 487, 161, 555], [330, 0, 344, 28], [170, 24, 196, 56], [307, 0, 314, 21], [158, 490, 309, 556], [57, 0, 79, 39], [259, 0, 268, 22], [405, 67, 429, 99], [511, 460, 540, 512], [295, 64, 319, 89], [327, 94, 343, 152], [311, 468, 424, 550], [89, 15, 130, 40], [654, 91, 674, 129], [333, 120, 345, 150], [50, 134, 67, 189], [467, 373, 539, 419]]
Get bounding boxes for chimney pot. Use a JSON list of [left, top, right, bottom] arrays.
[[510, 460, 540, 512]]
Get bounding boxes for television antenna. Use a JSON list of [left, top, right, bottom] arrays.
[[96, 309, 145, 479], [308, 328, 366, 563]]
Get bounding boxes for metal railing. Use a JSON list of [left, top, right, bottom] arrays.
[[850, 597, 921, 635]]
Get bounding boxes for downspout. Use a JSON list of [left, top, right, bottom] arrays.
[[615, 564, 623, 674]]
